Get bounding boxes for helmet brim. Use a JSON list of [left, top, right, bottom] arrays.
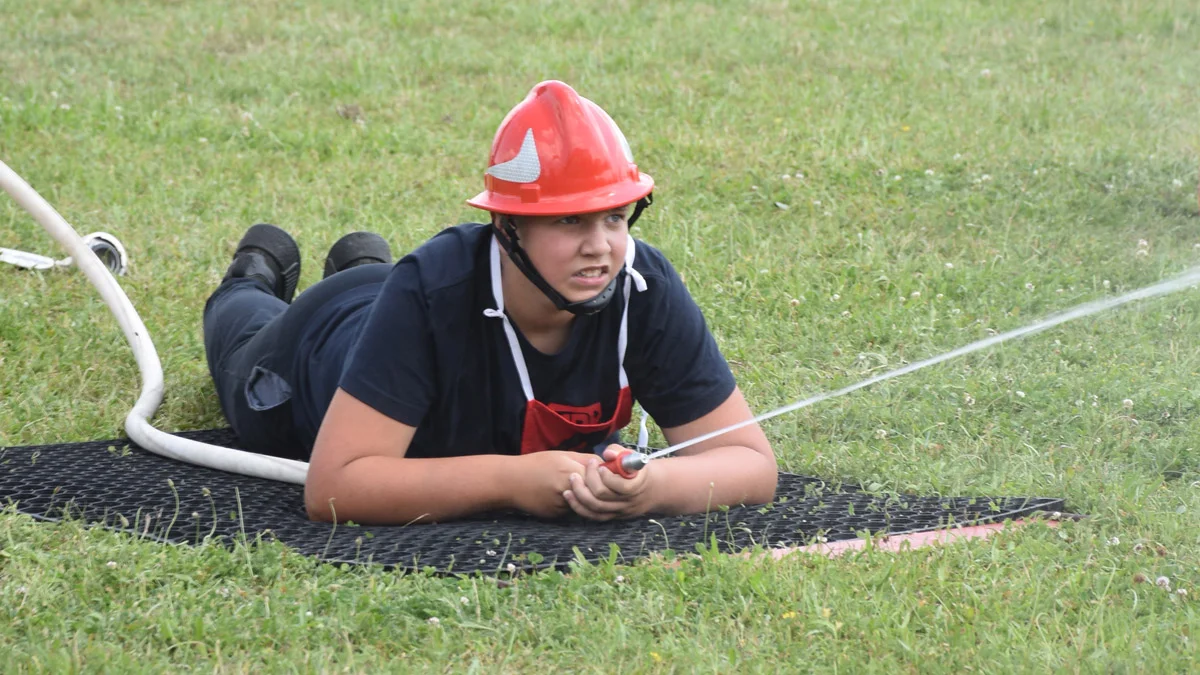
[[466, 173, 654, 217]]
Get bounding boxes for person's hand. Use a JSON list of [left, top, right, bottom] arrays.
[[563, 444, 655, 521], [510, 451, 598, 519]]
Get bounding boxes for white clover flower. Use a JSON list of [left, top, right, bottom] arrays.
[[953, 153, 962, 160], [812, 199, 821, 206], [1057, 288, 1064, 294], [1075, 400, 1083, 406], [1025, 282, 1035, 291], [1102, 279, 1110, 288], [106, 561, 117, 569], [893, 175, 902, 181], [796, 173, 805, 180], [1133, 543, 1145, 553], [750, 185, 758, 191], [945, 262, 954, 269], [615, 575, 625, 583], [789, 298, 801, 307], [59, 103, 70, 110], [1178, 588, 1188, 597], [460, 596, 470, 605], [427, 617, 441, 625], [911, 291, 921, 298], [781, 174, 791, 180], [1123, 399, 1133, 409], [199, 137, 209, 144], [831, 294, 840, 301], [925, 169, 935, 176], [951, 308, 961, 315], [841, 310, 851, 317], [964, 393, 976, 406], [1156, 576, 1171, 589], [1137, 239, 1149, 249], [305, 610, 313, 617], [1016, 391, 1025, 398], [486, 549, 496, 556], [980, 68, 992, 78], [935, 293, 944, 299], [1104, 183, 1114, 191], [506, 563, 517, 573], [1173, 179, 1184, 188], [875, 429, 888, 439], [1106, 536, 1120, 546], [981, 174, 992, 182]]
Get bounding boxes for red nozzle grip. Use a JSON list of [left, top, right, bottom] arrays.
[[602, 449, 639, 479]]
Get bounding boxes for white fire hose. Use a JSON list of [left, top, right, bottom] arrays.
[[1, 159, 308, 484]]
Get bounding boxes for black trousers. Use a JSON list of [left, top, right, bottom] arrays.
[[202, 265, 391, 459]]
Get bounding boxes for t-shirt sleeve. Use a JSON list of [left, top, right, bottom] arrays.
[[627, 259, 736, 429], [337, 262, 436, 427]]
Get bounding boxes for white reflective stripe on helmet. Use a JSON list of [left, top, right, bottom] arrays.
[[485, 129, 541, 183]]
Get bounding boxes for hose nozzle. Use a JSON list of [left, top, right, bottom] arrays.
[[602, 449, 649, 479]]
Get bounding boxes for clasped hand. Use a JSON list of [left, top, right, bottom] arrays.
[[514, 445, 653, 521], [563, 444, 653, 521]]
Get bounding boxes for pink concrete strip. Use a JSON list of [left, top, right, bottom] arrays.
[[768, 519, 1058, 560]]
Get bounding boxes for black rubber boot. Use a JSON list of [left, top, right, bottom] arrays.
[[222, 223, 302, 303], [323, 231, 394, 279]]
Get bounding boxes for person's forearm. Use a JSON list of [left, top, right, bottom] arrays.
[[647, 446, 778, 515], [305, 454, 515, 525]]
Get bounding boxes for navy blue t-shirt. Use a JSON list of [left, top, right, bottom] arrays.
[[290, 223, 735, 457]]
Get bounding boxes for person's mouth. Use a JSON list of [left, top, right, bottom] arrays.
[[570, 265, 610, 287]]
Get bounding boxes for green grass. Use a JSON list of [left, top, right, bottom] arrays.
[[2, 0, 1199, 670]]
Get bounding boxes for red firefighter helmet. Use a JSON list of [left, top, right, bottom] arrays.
[[467, 81, 654, 216]]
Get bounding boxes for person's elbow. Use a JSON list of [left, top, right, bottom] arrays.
[[304, 470, 339, 522], [304, 487, 335, 522], [750, 440, 778, 504]]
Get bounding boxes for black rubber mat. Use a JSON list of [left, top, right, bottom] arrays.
[[0, 430, 1066, 573]]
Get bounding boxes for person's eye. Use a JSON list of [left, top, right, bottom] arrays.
[[607, 213, 627, 224], [559, 216, 580, 225]]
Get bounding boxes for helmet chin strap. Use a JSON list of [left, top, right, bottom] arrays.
[[494, 194, 652, 317], [495, 216, 618, 316]]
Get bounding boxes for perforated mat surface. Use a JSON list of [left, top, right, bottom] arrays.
[[0, 430, 1066, 573]]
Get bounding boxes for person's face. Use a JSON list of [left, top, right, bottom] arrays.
[[503, 204, 631, 304]]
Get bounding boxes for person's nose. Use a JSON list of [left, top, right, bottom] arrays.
[[579, 219, 612, 257]]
